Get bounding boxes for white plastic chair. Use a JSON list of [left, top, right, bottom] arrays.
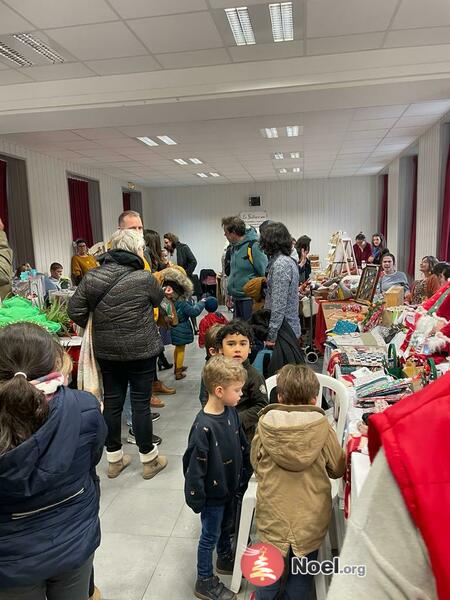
[[231, 373, 349, 596]]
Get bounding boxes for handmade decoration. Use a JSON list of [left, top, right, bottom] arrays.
[[355, 265, 380, 305]]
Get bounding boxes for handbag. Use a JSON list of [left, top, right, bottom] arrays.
[[383, 343, 404, 379]]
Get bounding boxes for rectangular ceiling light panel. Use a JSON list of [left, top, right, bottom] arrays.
[[174, 159, 188, 165], [13, 33, 64, 63], [273, 152, 284, 159], [225, 7, 255, 46], [286, 125, 302, 137], [261, 127, 278, 138], [189, 158, 203, 164], [197, 173, 208, 178], [269, 2, 293, 43], [210, 172, 221, 177], [157, 135, 177, 145], [137, 137, 159, 146], [0, 42, 32, 66]]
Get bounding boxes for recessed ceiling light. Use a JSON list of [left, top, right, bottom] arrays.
[[286, 125, 301, 137], [137, 137, 158, 147], [210, 172, 221, 177], [292, 167, 301, 173], [174, 159, 188, 165], [225, 7, 256, 46], [290, 152, 302, 159], [157, 135, 177, 145], [189, 158, 203, 164], [279, 168, 287, 174], [269, 2, 293, 43], [13, 33, 64, 63], [273, 152, 284, 160], [197, 173, 208, 178], [261, 128, 279, 139], [0, 42, 32, 66]]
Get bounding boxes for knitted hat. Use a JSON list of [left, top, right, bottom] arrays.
[[205, 297, 218, 313]]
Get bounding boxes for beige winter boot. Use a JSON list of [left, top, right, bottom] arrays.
[[107, 451, 132, 479], [142, 455, 168, 479]]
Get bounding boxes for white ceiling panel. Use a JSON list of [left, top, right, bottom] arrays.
[[307, 0, 396, 37], [0, 70, 31, 84], [156, 48, 230, 69], [0, 2, 34, 34], [386, 126, 427, 137], [350, 118, 398, 131], [86, 55, 160, 76], [45, 22, 148, 61], [353, 105, 408, 120], [392, 0, 450, 29], [73, 128, 128, 140], [345, 129, 389, 140], [403, 100, 450, 116], [230, 41, 303, 62], [23, 62, 95, 82], [308, 32, 384, 56], [384, 26, 450, 48], [5, 0, 118, 29], [209, 0, 269, 8], [108, 0, 208, 19], [127, 12, 223, 54], [395, 115, 442, 127]]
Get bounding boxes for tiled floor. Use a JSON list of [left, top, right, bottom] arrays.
[[95, 337, 255, 600]]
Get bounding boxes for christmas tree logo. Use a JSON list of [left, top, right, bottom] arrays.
[[241, 543, 284, 587]]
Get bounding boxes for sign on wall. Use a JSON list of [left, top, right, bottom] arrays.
[[239, 210, 268, 230]]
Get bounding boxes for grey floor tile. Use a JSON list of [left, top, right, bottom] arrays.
[[132, 455, 184, 491], [171, 504, 201, 539], [95, 532, 168, 600], [101, 488, 185, 537]]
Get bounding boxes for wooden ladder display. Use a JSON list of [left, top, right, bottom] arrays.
[[325, 233, 358, 278]]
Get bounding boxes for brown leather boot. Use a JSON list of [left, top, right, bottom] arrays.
[[89, 585, 101, 600], [175, 368, 186, 380], [150, 395, 165, 408], [107, 455, 131, 479], [153, 380, 176, 395], [142, 455, 168, 480]]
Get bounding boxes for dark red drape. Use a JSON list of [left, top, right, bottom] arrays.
[[0, 160, 8, 235], [68, 177, 93, 247], [380, 173, 388, 240], [438, 145, 450, 261], [123, 191, 131, 212], [407, 156, 418, 278]]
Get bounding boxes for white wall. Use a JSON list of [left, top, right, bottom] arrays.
[[0, 138, 140, 273], [143, 177, 381, 273]]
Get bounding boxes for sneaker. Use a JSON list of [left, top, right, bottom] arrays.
[[107, 455, 131, 479], [142, 455, 168, 479], [216, 554, 234, 575], [195, 576, 236, 600], [127, 429, 162, 446], [152, 412, 160, 422]]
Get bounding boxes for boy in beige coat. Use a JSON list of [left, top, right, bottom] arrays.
[[251, 364, 345, 599]]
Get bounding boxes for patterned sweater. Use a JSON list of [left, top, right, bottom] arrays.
[[264, 253, 301, 341]]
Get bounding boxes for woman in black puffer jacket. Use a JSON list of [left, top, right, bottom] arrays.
[[68, 229, 169, 481]]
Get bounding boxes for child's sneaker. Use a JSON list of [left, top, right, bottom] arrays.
[[216, 554, 234, 575], [194, 575, 236, 600], [127, 429, 162, 446]]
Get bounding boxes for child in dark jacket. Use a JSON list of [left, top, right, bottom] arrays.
[[183, 355, 252, 600]]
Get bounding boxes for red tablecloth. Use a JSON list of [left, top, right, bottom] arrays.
[[314, 300, 328, 354]]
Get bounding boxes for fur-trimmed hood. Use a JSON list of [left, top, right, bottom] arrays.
[[157, 266, 193, 300]]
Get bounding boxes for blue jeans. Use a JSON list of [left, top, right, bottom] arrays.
[[234, 298, 253, 321], [255, 548, 318, 600], [197, 502, 234, 579]]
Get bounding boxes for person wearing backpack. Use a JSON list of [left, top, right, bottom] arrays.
[[221, 216, 268, 321]]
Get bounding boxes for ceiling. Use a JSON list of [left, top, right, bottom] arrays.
[[0, 0, 450, 186]]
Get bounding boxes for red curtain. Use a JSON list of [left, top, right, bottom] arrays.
[[0, 160, 8, 235], [407, 156, 418, 278], [380, 174, 388, 239], [438, 145, 450, 261], [68, 177, 93, 247], [123, 191, 131, 212]]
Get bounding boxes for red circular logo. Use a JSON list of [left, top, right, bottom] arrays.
[[241, 543, 285, 587]]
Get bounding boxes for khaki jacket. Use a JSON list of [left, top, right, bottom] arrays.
[[251, 403, 345, 557], [0, 230, 13, 300]]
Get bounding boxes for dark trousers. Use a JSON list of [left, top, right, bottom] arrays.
[[255, 548, 318, 600], [234, 298, 253, 321], [197, 501, 234, 579], [98, 356, 156, 455], [0, 554, 94, 600]]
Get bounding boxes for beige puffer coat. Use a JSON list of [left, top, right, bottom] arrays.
[[251, 403, 345, 557]]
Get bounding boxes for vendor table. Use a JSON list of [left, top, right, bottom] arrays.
[[314, 300, 368, 354]]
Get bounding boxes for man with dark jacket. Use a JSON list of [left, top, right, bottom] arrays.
[[0, 217, 13, 300], [163, 232, 197, 277]]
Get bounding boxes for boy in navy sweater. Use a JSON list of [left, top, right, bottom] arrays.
[[183, 355, 251, 600]]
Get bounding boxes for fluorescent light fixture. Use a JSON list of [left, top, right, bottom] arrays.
[[157, 135, 177, 145], [261, 127, 278, 138], [292, 167, 301, 173], [290, 151, 302, 159], [189, 158, 203, 164], [273, 152, 284, 160], [225, 7, 255, 46], [13, 33, 64, 63], [0, 42, 32, 66], [210, 172, 221, 177], [279, 168, 287, 174], [197, 173, 208, 178], [269, 2, 293, 42], [174, 159, 188, 165], [137, 137, 158, 147], [286, 125, 301, 137]]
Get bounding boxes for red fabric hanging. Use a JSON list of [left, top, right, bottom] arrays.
[[380, 173, 388, 239], [0, 160, 8, 235], [123, 191, 131, 212], [68, 177, 93, 247], [407, 156, 418, 278], [438, 145, 450, 261]]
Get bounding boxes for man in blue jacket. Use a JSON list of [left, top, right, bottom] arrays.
[[221, 216, 268, 320]]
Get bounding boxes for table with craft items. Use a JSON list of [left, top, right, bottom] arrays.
[[314, 300, 368, 354]]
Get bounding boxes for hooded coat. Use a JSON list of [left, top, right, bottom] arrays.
[[0, 387, 107, 587], [227, 228, 268, 299], [251, 403, 345, 557]]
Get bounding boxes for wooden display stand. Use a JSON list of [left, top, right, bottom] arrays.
[[325, 232, 358, 278]]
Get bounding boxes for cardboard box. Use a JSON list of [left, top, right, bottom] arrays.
[[383, 286, 404, 307]]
